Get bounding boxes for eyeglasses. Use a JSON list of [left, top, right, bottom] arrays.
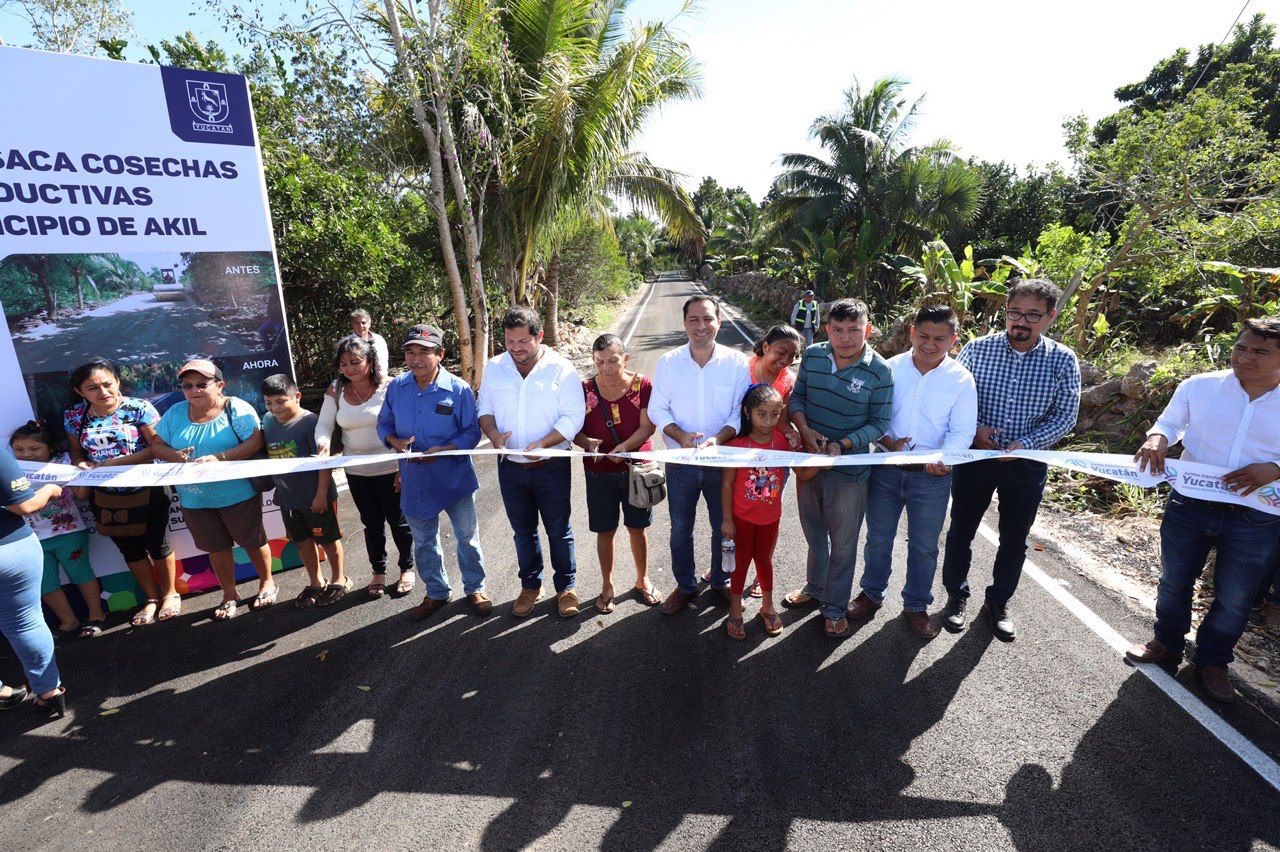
[[1006, 309, 1045, 323], [181, 380, 213, 391]]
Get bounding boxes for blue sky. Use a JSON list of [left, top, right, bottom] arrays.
[[3, 0, 1275, 198]]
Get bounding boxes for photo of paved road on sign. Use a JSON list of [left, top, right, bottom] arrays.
[[1, 250, 285, 373]]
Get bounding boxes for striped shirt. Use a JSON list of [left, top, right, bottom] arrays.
[[789, 342, 893, 481], [957, 332, 1080, 451]]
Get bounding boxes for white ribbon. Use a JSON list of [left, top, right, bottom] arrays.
[[18, 445, 1280, 516]]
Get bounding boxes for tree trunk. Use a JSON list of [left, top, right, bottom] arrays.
[[37, 258, 55, 318], [544, 252, 560, 346], [382, 0, 476, 386]]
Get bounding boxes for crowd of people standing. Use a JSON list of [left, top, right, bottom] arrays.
[[2, 282, 1278, 721]]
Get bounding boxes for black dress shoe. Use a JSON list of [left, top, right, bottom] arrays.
[[942, 594, 967, 633], [983, 601, 1015, 642]]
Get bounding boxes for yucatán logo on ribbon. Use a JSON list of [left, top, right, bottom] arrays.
[[160, 66, 254, 146]]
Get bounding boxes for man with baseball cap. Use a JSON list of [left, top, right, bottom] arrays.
[[791, 290, 820, 347], [377, 323, 490, 620]]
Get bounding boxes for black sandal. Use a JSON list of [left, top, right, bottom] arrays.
[[0, 685, 29, 710], [34, 687, 66, 719]]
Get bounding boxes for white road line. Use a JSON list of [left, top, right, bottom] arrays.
[[706, 279, 1280, 793], [976, 524, 1280, 793], [622, 280, 660, 348]]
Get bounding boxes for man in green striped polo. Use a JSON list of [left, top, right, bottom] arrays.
[[784, 298, 893, 637]]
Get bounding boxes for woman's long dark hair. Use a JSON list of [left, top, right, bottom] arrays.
[[752, 324, 803, 357], [738, 382, 783, 438], [332, 334, 385, 387]]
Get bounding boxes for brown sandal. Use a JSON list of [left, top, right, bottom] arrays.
[[368, 573, 387, 599], [759, 611, 783, 637], [595, 593, 615, 614], [726, 616, 746, 640]]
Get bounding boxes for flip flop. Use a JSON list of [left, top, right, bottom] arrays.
[[782, 590, 818, 610], [368, 573, 387, 599], [77, 619, 106, 638], [726, 616, 746, 640], [250, 586, 279, 611], [823, 616, 849, 638], [746, 581, 763, 600], [212, 599, 238, 621], [759, 611, 783, 637], [595, 593, 615, 614], [635, 584, 662, 606], [393, 572, 417, 596]]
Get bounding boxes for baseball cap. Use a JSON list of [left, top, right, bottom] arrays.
[[402, 324, 444, 349], [803, 289, 815, 297], [178, 359, 223, 381]]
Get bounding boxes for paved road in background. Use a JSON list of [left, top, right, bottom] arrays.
[[3, 280, 1279, 850]]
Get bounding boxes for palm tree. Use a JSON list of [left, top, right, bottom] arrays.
[[498, 0, 706, 342], [770, 76, 982, 289], [706, 195, 768, 274]]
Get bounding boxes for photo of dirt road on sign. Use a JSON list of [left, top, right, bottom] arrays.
[[0, 250, 287, 374]]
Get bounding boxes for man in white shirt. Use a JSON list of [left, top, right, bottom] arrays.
[[853, 305, 977, 638], [349, 308, 391, 372], [479, 307, 587, 619], [649, 294, 751, 614], [1128, 317, 1280, 702]]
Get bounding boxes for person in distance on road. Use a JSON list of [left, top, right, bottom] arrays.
[[854, 304, 977, 639], [790, 290, 821, 347], [648, 294, 751, 615], [1128, 317, 1280, 703], [938, 279, 1081, 642]]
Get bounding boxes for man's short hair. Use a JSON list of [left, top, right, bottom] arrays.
[[261, 373, 298, 397], [502, 306, 542, 336], [1005, 278, 1062, 312], [350, 308, 371, 323], [1240, 317, 1280, 347], [682, 294, 721, 319], [825, 298, 869, 325], [912, 304, 958, 333]]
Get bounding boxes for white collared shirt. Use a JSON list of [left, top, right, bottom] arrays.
[[649, 342, 751, 445], [1149, 369, 1280, 469], [884, 351, 978, 451], [478, 346, 585, 462]]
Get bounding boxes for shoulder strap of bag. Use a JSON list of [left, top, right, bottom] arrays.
[[591, 379, 624, 447]]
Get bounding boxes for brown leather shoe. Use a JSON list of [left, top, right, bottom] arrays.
[[1124, 638, 1182, 665], [512, 587, 543, 618], [662, 588, 696, 615], [408, 596, 449, 622], [1198, 665, 1236, 703], [903, 609, 938, 639], [468, 591, 493, 616], [557, 589, 580, 618], [846, 591, 882, 620]]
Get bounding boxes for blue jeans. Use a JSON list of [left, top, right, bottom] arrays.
[[1258, 529, 1280, 605], [497, 458, 576, 592], [406, 491, 486, 600], [667, 462, 728, 594], [797, 472, 868, 621], [861, 466, 952, 611], [1155, 493, 1280, 667], [942, 458, 1047, 606], [0, 531, 61, 694], [802, 327, 815, 346]]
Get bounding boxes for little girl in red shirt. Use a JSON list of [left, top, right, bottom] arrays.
[[721, 383, 816, 639]]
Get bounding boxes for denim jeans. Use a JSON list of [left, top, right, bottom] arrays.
[[406, 491, 486, 600], [942, 458, 1047, 606], [666, 461, 728, 594], [861, 466, 952, 611], [347, 472, 414, 574], [802, 327, 815, 347], [1155, 493, 1280, 667], [1258, 529, 1280, 605], [497, 458, 576, 592], [0, 531, 60, 694], [797, 471, 868, 621]]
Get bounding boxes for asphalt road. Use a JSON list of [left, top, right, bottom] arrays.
[[3, 280, 1280, 850]]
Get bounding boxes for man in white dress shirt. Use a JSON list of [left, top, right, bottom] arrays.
[[852, 305, 977, 638], [649, 294, 751, 614], [478, 307, 587, 618], [1128, 317, 1280, 702]]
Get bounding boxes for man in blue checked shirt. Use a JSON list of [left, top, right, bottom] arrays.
[[939, 279, 1080, 641], [377, 324, 490, 622]]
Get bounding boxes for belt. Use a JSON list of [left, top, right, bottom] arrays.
[[898, 464, 927, 473], [504, 457, 553, 469]]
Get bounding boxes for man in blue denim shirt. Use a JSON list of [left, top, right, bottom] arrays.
[[377, 324, 490, 620]]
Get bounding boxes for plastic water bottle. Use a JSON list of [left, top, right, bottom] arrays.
[[720, 539, 736, 578]]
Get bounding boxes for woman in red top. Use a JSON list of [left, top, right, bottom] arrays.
[[573, 334, 661, 614], [720, 383, 816, 639]]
